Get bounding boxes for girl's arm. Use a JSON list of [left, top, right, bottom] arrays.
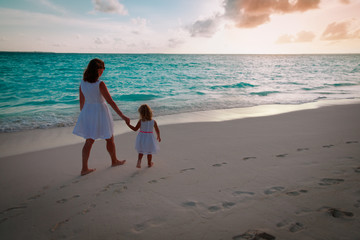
[[99, 81, 129, 123], [79, 86, 85, 111], [154, 120, 161, 142], [127, 120, 141, 131]]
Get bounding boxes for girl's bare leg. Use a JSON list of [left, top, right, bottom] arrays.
[[137, 153, 143, 168], [81, 139, 96, 176], [147, 154, 153, 167], [106, 136, 126, 166]]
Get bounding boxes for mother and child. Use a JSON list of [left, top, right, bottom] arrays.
[[73, 58, 161, 176]]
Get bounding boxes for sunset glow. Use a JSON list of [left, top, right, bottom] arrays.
[[0, 0, 359, 54]]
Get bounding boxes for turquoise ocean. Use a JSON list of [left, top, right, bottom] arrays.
[[1, 52, 360, 133]]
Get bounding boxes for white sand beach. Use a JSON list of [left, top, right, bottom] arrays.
[[0, 100, 360, 240]]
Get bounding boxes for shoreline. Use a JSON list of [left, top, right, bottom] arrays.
[[1, 98, 360, 158]]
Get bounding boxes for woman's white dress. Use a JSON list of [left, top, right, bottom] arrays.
[[73, 80, 114, 139], [135, 120, 159, 154]]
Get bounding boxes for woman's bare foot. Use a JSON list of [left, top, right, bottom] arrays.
[[81, 168, 96, 176], [136, 160, 141, 168], [111, 160, 126, 167], [148, 162, 154, 168]]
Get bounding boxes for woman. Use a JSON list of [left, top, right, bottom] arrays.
[[73, 58, 129, 176]]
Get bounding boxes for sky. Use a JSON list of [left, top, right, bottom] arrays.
[[0, 0, 359, 54]]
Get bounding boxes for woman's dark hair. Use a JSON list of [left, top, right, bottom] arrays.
[[83, 58, 105, 83]]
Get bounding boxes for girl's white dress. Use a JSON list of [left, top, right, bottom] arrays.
[[135, 120, 159, 154], [73, 80, 114, 139]]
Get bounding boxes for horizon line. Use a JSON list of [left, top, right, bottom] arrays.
[[1, 50, 360, 55]]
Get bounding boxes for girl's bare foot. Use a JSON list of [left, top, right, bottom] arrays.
[[112, 160, 126, 167], [136, 160, 141, 168], [81, 168, 96, 176], [148, 162, 154, 168]]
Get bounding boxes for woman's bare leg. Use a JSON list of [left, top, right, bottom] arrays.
[[106, 136, 126, 166], [81, 139, 96, 176]]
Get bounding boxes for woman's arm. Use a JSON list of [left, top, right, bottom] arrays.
[[127, 120, 141, 132], [99, 81, 129, 123], [79, 86, 85, 111], [154, 120, 161, 142]]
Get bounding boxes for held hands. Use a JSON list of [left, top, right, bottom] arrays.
[[157, 136, 161, 142], [125, 119, 136, 131], [123, 116, 130, 125]]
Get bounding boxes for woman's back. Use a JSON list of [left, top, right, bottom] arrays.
[[81, 80, 105, 104]]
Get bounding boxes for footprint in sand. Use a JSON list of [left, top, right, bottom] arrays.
[[286, 189, 308, 196], [50, 218, 70, 232], [212, 162, 227, 167], [354, 167, 360, 173], [297, 148, 309, 152], [51, 203, 96, 231], [318, 207, 354, 219], [132, 219, 164, 233], [232, 191, 255, 197], [182, 201, 197, 207], [346, 141, 358, 144], [113, 185, 128, 194], [322, 144, 334, 148], [277, 220, 304, 233], [56, 195, 80, 204], [28, 194, 43, 201], [207, 201, 236, 212], [182, 200, 236, 214], [0, 205, 27, 224], [78, 203, 96, 215], [222, 201, 236, 208], [276, 154, 288, 158], [96, 182, 127, 196], [243, 157, 256, 161], [319, 178, 344, 186], [354, 200, 360, 208], [233, 230, 275, 240], [208, 205, 222, 212], [148, 177, 169, 184], [264, 186, 285, 195], [180, 168, 195, 173]]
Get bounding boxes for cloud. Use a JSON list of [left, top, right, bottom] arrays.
[[93, 0, 128, 15], [276, 34, 294, 44], [339, 0, 350, 4], [224, 0, 320, 28], [188, 0, 320, 37], [295, 31, 316, 42], [188, 16, 221, 37], [276, 31, 316, 44], [321, 19, 360, 40]]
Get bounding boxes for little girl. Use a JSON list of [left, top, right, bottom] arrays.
[[127, 104, 161, 168]]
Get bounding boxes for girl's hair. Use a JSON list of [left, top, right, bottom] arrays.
[[83, 58, 105, 83], [138, 104, 153, 121]]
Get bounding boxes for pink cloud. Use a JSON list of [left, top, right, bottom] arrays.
[[339, 0, 350, 4], [295, 31, 316, 42], [189, 0, 321, 37], [223, 0, 320, 28], [321, 19, 360, 40], [276, 31, 316, 44]]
